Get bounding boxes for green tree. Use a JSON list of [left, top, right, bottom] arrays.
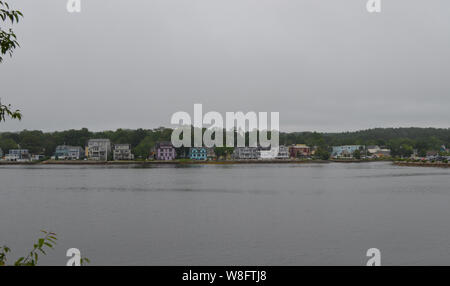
[[18, 130, 46, 154], [133, 136, 155, 159], [214, 147, 234, 159], [428, 136, 443, 151], [353, 149, 361, 159], [0, 137, 17, 152], [0, 1, 23, 122], [400, 144, 414, 158], [418, 149, 427, 157], [315, 146, 330, 160]]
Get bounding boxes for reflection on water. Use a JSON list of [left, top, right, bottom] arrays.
[[1, 162, 450, 265]]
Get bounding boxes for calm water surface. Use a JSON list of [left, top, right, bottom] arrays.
[[1, 162, 450, 265]]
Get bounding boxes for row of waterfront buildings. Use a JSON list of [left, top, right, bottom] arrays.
[[154, 143, 312, 160], [0, 139, 133, 162], [331, 145, 391, 159], [53, 139, 134, 161], [0, 140, 394, 162], [0, 141, 311, 161], [0, 148, 44, 162]]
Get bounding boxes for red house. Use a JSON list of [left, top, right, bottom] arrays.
[[289, 144, 311, 158]]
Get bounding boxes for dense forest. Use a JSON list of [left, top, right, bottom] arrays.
[[0, 127, 449, 159]]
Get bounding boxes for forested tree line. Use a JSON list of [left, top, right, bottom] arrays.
[[283, 127, 450, 158], [1, 127, 449, 159]]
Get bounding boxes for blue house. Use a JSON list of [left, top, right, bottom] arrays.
[[331, 145, 364, 158], [6, 149, 30, 161], [54, 145, 84, 160], [189, 147, 208, 160]]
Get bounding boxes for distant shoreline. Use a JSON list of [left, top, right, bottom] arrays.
[[393, 161, 450, 168], [0, 159, 391, 166], [3, 160, 449, 168], [1, 159, 329, 165]]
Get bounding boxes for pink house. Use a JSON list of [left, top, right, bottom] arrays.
[[155, 142, 176, 160]]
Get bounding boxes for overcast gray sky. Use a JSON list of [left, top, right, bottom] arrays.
[[0, 0, 449, 133]]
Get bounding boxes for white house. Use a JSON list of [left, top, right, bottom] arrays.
[[113, 144, 134, 160], [87, 139, 111, 161]]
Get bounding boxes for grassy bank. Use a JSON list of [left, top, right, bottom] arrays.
[[394, 161, 450, 168]]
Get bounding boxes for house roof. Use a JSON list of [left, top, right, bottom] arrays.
[[367, 145, 380, 150], [291, 144, 310, 148], [156, 142, 174, 148]]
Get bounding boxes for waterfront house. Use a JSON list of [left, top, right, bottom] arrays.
[[426, 151, 439, 160], [289, 144, 311, 158], [31, 154, 45, 161], [373, 149, 391, 158], [207, 148, 216, 160], [155, 142, 176, 160], [6, 149, 30, 161], [189, 147, 208, 160], [276, 145, 290, 159], [113, 144, 134, 160], [87, 139, 111, 161], [310, 145, 319, 156], [367, 145, 381, 155], [258, 146, 277, 160], [258, 145, 290, 160], [331, 145, 364, 158], [232, 147, 259, 160], [54, 145, 85, 160]]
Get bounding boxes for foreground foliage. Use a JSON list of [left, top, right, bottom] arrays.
[[0, 231, 57, 266], [0, 99, 21, 122], [0, 1, 23, 63], [0, 1, 23, 122]]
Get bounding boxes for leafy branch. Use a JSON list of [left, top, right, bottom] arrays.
[[0, 0, 23, 63], [13, 230, 58, 266], [1, 231, 90, 266], [0, 245, 11, 266], [0, 98, 22, 122], [0, 1, 23, 122], [80, 256, 90, 266]]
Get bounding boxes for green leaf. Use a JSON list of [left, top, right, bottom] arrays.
[[14, 257, 24, 265], [43, 242, 53, 248]]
